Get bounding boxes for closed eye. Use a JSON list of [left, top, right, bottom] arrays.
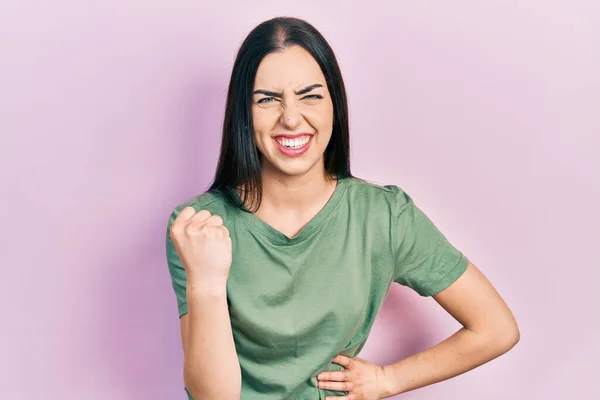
[[257, 97, 278, 104], [302, 94, 323, 100], [256, 94, 323, 104]]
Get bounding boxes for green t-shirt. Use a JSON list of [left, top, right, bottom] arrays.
[[165, 176, 468, 400]]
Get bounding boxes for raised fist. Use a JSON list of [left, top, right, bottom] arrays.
[[169, 207, 232, 285]]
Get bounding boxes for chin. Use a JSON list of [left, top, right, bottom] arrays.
[[266, 155, 321, 177], [258, 139, 327, 177], [273, 162, 314, 177]]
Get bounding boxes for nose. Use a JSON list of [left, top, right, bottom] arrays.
[[279, 100, 302, 130]]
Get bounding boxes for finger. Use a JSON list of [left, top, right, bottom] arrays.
[[331, 354, 354, 369], [219, 225, 230, 238], [206, 225, 228, 239], [317, 371, 348, 382], [325, 396, 350, 400], [318, 380, 353, 392], [186, 210, 211, 229], [190, 209, 211, 223], [173, 206, 196, 225], [204, 214, 223, 227], [201, 224, 230, 238]]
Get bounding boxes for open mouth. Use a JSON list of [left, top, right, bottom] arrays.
[[272, 134, 314, 157], [275, 135, 311, 149]]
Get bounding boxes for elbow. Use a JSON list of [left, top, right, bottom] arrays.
[[499, 324, 520, 352], [487, 319, 520, 355]]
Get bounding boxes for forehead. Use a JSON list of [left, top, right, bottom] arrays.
[[253, 45, 326, 89]]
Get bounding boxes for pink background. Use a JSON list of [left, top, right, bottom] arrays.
[[2, 1, 598, 399]]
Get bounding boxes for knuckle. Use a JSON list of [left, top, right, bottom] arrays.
[[185, 222, 204, 236], [204, 225, 225, 238], [211, 227, 224, 238], [196, 209, 211, 218], [169, 224, 182, 238], [183, 224, 195, 236], [221, 227, 230, 239], [209, 215, 223, 225]]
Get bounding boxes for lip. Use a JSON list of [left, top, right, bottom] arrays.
[[272, 132, 314, 139], [273, 134, 314, 157]]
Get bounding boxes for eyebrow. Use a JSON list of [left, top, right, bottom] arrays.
[[252, 83, 323, 97]]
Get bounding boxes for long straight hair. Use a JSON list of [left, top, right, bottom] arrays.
[[208, 17, 352, 212]]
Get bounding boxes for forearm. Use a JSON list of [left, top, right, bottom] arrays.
[[381, 327, 519, 397], [184, 282, 241, 400]]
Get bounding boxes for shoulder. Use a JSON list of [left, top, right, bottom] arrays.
[[344, 176, 412, 212]]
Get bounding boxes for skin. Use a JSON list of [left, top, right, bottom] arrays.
[[173, 209, 240, 399], [250, 44, 338, 239], [177, 44, 520, 399]]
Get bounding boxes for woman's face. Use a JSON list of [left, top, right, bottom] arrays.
[[251, 45, 334, 178]]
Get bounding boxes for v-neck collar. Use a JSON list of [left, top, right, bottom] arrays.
[[231, 176, 348, 245]]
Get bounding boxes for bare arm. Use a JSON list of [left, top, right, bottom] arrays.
[[169, 207, 241, 399], [181, 279, 241, 400], [381, 262, 520, 397]]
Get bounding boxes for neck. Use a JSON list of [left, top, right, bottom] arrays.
[[259, 162, 337, 212]]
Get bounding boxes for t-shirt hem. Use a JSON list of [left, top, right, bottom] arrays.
[[419, 255, 469, 296]]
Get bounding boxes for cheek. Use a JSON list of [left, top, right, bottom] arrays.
[[252, 107, 280, 131], [304, 105, 334, 133], [252, 109, 273, 147], [251, 108, 265, 130], [253, 130, 269, 155]]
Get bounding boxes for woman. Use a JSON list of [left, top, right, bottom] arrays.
[[166, 17, 519, 400]]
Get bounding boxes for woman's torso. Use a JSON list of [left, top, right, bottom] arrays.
[[199, 177, 399, 399]]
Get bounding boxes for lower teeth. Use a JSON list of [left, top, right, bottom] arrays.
[[282, 143, 306, 149]]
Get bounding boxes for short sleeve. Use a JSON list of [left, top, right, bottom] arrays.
[[165, 207, 189, 318], [392, 187, 469, 296]]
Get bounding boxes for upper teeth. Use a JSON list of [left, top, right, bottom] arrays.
[[277, 136, 310, 148]]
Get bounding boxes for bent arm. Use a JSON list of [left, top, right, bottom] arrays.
[[181, 280, 241, 400], [381, 262, 520, 397]]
